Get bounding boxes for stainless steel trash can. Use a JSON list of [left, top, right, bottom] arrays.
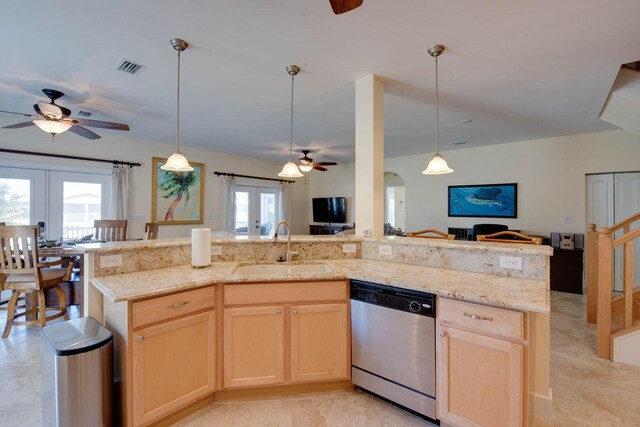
[[41, 316, 113, 427]]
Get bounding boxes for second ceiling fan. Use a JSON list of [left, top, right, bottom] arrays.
[[298, 150, 337, 172]]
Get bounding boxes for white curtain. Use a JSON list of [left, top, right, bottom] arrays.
[[222, 177, 236, 232], [279, 182, 290, 233], [111, 165, 131, 220]]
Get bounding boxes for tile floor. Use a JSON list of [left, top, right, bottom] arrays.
[[1, 292, 640, 426]]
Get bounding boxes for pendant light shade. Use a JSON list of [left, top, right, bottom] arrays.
[[33, 120, 71, 135], [162, 38, 194, 172], [422, 44, 453, 176], [278, 65, 303, 178]]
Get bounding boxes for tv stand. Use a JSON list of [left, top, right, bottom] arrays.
[[309, 224, 344, 235]]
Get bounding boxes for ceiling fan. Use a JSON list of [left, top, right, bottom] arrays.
[[298, 150, 338, 172], [329, 0, 363, 14], [0, 88, 130, 140]]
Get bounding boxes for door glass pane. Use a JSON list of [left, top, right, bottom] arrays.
[[63, 182, 102, 240], [0, 178, 31, 225], [260, 193, 276, 235], [234, 191, 249, 232]]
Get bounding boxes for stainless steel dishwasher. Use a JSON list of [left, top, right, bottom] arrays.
[[350, 280, 436, 420]]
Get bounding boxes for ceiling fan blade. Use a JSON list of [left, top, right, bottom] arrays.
[[68, 125, 102, 140], [2, 121, 36, 129], [329, 0, 363, 14], [65, 118, 130, 131], [314, 162, 338, 166], [0, 109, 40, 118], [313, 165, 329, 172]]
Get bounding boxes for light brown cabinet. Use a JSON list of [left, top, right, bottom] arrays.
[[223, 305, 285, 388], [437, 298, 526, 427], [222, 280, 350, 389], [290, 303, 349, 383]]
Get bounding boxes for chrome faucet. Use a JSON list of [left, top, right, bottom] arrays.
[[273, 220, 298, 263]]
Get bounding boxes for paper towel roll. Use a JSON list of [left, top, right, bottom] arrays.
[[191, 228, 211, 268]]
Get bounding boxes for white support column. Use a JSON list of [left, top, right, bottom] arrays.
[[355, 75, 384, 238]]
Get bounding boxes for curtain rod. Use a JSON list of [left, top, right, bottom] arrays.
[[0, 148, 142, 167], [214, 171, 295, 184]]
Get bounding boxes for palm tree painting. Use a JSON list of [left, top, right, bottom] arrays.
[[152, 158, 204, 224]]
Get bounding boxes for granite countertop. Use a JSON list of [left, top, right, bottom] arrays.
[[91, 258, 549, 313]]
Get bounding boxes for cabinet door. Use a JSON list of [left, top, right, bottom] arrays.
[[290, 303, 349, 383], [224, 305, 285, 388], [438, 325, 523, 427], [132, 310, 215, 426]]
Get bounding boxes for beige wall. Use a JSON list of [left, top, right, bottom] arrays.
[[309, 129, 640, 235], [0, 124, 309, 238]]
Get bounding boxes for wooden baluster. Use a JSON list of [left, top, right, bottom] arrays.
[[624, 241, 634, 329], [587, 224, 598, 324], [596, 227, 613, 359]]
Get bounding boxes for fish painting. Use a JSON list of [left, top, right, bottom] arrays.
[[448, 184, 517, 218]]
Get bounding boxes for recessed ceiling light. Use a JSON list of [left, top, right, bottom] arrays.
[[460, 119, 473, 124], [453, 140, 468, 145]]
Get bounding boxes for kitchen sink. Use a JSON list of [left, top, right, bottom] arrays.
[[233, 262, 332, 275]]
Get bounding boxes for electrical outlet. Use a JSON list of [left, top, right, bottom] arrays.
[[379, 245, 393, 256], [499, 256, 523, 270], [211, 245, 222, 256], [342, 243, 357, 254], [100, 254, 123, 269]]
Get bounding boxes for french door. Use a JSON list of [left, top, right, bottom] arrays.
[[234, 186, 279, 236], [0, 165, 111, 241]]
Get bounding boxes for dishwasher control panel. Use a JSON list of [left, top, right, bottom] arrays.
[[350, 280, 435, 317]]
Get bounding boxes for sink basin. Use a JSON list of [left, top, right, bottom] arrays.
[[233, 263, 332, 275]]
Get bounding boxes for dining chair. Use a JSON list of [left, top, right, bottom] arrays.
[[145, 222, 159, 240], [0, 225, 72, 338], [407, 229, 456, 240], [94, 219, 128, 241], [476, 230, 543, 245]]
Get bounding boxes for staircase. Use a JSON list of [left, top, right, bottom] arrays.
[[586, 212, 640, 365]]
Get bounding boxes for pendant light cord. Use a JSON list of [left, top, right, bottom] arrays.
[[289, 72, 295, 162], [435, 55, 439, 155], [176, 49, 181, 153]]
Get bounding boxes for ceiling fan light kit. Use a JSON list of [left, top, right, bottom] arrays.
[[422, 44, 454, 176], [33, 119, 71, 136], [162, 38, 195, 172], [278, 65, 304, 178]]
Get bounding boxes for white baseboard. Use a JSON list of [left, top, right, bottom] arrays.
[[613, 329, 640, 367]]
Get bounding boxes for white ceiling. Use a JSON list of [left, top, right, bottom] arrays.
[[1, 0, 639, 163]]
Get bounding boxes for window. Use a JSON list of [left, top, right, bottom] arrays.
[[233, 185, 279, 236]]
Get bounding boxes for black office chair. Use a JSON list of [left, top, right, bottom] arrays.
[[472, 224, 508, 241]]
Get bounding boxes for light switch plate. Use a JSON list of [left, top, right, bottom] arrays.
[[379, 245, 393, 256], [343, 243, 357, 254], [211, 245, 222, 256], [499, 256, 523, 270], [100, 254, 123, 269]]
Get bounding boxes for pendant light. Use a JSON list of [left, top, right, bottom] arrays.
[[422, 45, 453, 175], [278, 65, 304, 178], [161, 38, 194, 172]]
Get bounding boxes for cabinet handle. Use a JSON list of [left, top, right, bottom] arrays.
[[293, 310, 297, 315], [167, 300, 190, 310], [464, 312, 494, 321], [276, 310, 282, 314], [136, 336, 144, 342], [439, 331, 447, 337]]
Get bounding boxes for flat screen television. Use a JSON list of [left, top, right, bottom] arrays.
[[312, 197, 347, 223]]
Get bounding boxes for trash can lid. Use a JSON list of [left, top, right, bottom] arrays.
[[41, 316, 113, 356]]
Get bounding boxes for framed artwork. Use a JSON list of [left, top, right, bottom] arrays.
[[448, 183, 517, 218], [151, 157, 204, 225]]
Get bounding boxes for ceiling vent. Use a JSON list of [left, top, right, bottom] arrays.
[[77, 110, 92, 117], [114, 58, 147, 76]]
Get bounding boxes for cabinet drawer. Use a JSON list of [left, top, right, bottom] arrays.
[[224, 281, 348, 306], [132, 286, 215, 329], [439, 298, 524, 341]]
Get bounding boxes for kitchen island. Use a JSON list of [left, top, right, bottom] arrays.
[[80, 236, 552, 427]]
